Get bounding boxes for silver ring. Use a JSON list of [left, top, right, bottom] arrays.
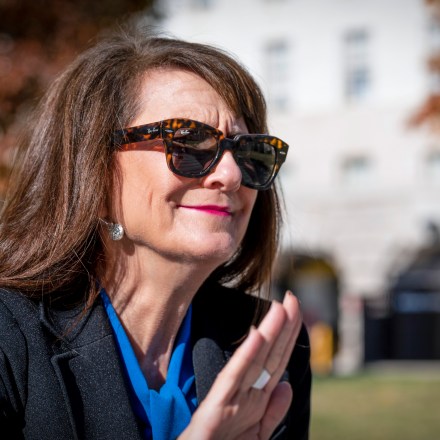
[[252, 368, 271, 390]]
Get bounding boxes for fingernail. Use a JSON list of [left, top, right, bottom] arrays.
[[283, 290, 293, 303]]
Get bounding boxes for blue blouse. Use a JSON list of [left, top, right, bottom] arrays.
[[100, 290, 198, 440]]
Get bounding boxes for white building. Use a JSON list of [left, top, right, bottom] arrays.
[[158, 0, 440, 371]]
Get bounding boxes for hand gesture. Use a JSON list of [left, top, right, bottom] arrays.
[[179, 291, 302, 440]]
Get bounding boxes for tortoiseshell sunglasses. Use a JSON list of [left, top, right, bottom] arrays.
[[112, 118, 289, 190]]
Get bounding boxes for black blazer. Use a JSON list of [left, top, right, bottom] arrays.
[[0, 283, 311, 439]]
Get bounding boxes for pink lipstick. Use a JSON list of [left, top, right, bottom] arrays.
[[178, 205, 232, 217]]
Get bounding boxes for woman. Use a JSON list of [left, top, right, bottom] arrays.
[[0, 28, 311, 439]]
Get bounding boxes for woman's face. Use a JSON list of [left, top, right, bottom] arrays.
[[110, 69, 257, 267]]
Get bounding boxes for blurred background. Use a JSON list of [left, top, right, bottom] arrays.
[[1, 0, 440, 438]]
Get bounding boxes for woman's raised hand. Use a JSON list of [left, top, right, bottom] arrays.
[[179, 291, 302, 440]]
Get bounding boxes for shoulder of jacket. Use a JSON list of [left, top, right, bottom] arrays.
[[0, 289, 40, 330], [0, 288, 39, 311], [0, 289, 32, 356], [0, 290, 30, 418]]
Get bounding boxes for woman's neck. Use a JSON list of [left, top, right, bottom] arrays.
[[100, 245, 214, 390]]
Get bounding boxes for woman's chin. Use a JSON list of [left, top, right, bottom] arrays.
[[178, 237, 239, 266]]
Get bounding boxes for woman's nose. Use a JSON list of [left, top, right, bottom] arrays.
[[202, 151, 242, 191]]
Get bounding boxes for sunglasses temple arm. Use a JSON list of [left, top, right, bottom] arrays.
[[112, 122, 163, 147]]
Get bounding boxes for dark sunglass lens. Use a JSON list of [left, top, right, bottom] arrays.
[[171, 127, 218, 175], [235, 139, 276, 187]]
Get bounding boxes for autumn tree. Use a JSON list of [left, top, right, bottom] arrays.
[[0, 0, 157, 190], [411, 0, 440, 128]]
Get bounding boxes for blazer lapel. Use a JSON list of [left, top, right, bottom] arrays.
[[40, 299, 143, 439]]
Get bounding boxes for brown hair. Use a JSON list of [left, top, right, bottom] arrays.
[[0, 26, 282, 305]]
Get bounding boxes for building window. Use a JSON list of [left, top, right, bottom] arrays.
[[341, 155, 372, 187], [264, 39, 291, 111], [427, 18, 440, 93], [425, 151, 440, 183], [191, 0, 215, 9], [344, 29, 370, 102], [428, 17, 440, 52]]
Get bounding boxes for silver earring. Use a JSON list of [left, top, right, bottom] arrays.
[[100, 219, 124, 241], [109, 223, 124, 241]]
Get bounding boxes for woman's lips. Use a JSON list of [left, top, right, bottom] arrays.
[[177, 205, 233, 217]]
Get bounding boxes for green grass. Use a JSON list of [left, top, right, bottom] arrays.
[[310, 369, 440, 440]]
